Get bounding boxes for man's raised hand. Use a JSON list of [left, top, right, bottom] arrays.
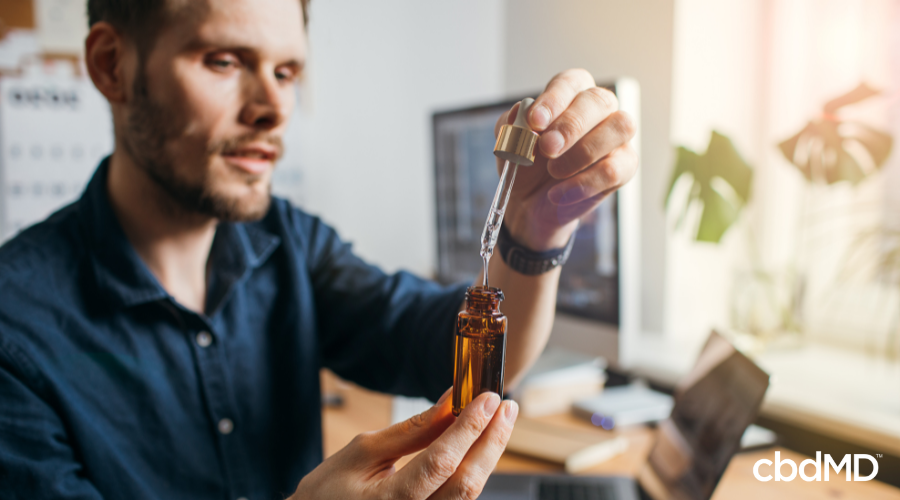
[[495, 68, 638, 252]]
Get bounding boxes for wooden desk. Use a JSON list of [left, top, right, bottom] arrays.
[[322, 379, 900, 499]]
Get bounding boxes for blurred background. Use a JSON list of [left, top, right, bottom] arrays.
[[2, 0, 899, 487]]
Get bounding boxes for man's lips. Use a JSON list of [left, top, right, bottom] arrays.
[[220, 143, 279, 175]]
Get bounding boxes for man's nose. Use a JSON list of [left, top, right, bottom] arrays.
[[240, 72, 291, 129]]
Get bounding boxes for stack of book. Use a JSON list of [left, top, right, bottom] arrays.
[[513, 348, 606, 417], [506, 417, 629, 473]]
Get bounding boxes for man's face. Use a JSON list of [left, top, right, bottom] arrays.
[[122, 0, 306, 221]]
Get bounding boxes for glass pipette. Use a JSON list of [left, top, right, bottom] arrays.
[[480, 160, 518, 287], [481, 96, 540, 288]]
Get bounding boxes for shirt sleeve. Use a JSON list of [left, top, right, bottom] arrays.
[[0, 340, 104, 499], [284, 204, 468, 402]]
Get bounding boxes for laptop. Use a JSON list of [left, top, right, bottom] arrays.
[[481, 473, 641, 500], [480, 332, 770, 500]]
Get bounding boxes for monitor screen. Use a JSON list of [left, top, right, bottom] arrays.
[[433, 97, 619, 325]]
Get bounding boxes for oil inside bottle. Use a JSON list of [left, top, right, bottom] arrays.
[[452, 286, 507, 416]]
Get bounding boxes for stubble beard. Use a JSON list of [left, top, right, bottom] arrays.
[[122, 68, 276, 223]]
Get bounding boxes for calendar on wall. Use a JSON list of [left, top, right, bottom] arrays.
[[0, 70, 113, 243]]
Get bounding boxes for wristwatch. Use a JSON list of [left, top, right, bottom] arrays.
[[496, 223, 577, 275]]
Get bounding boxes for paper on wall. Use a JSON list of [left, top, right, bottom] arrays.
[[0, 71, 112, 242], [34, 0, 88, 55]]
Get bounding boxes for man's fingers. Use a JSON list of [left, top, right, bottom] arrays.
[[529, 68, 596, 132], [390, 392, 502, 499], [548, 144, 637, 207], [428, 400, 519, 500], [494, 103, 517, 139], [347, 388, 454, 465], [539, 87, 620, 162], [546, 109, 635, 179]]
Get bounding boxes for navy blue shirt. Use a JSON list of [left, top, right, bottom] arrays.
[[0, 160, 466, 499]]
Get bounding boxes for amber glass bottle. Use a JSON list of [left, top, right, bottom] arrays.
[[452, 286, 507, 416]]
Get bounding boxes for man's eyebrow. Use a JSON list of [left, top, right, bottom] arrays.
[[282, 59, 305, 71], [183, 37, 304, 60]]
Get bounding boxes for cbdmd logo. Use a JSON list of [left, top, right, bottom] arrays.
[[753, 452, 879, 482]]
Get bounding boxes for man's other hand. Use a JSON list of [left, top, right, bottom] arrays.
[[495, 68, 638, 251], [291, 390, 518, 500]]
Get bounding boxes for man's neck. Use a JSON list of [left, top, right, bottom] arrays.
[[106, 148, 217, 314]]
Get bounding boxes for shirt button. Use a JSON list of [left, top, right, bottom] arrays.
[[196, 331, 213, 348], [218, 418, 234, 435]]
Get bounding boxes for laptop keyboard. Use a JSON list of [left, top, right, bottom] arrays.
[[538, 480, 617, 500]]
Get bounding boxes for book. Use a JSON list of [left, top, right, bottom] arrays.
[[572, 384, 674, 429], [506, 417, 629, 473]]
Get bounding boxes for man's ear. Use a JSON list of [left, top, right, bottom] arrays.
[[85, 22, 132, 104]]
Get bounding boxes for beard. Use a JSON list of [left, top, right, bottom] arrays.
[[122, 69, 282, 222]]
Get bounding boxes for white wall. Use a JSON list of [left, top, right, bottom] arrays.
[[274, 0, 506, 277], [503, 0, 676, 333], [666, 0, 765, 339]]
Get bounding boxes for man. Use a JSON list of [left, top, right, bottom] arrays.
[[0, 0, 637, 498]]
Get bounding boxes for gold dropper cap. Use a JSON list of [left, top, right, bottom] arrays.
[[494, 97, 539, 166]]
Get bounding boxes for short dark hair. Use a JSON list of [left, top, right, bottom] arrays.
[[87, 0, 309, 56]]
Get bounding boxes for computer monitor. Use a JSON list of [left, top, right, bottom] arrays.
[[432, 78, 641, 367]]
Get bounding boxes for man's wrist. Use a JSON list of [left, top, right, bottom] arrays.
[[497, 222, 578, 276], [504, 218, 579, 252]]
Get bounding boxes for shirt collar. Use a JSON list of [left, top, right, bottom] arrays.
[[77, 158, 281, 312]]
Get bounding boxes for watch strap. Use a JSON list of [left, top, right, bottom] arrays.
[[496, 223, 576, 275]]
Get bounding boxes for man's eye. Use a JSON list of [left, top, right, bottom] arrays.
[[207, 55, 239, 71], [276, 69, 297, 82]]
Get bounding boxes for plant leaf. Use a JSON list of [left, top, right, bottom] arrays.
[[665, 131, 753, 243], [696, 185, 739, 242], [823, 82, 880, 115], [847, 122, 894, 167], [779, 83, 893, 184], [705, 131, 753, 203], [665, 147, 698, 208]]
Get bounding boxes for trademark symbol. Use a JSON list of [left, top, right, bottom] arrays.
[[877, 454, 883, 458]]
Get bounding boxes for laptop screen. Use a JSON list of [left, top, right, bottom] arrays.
[[638, 332, 770, 500]]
